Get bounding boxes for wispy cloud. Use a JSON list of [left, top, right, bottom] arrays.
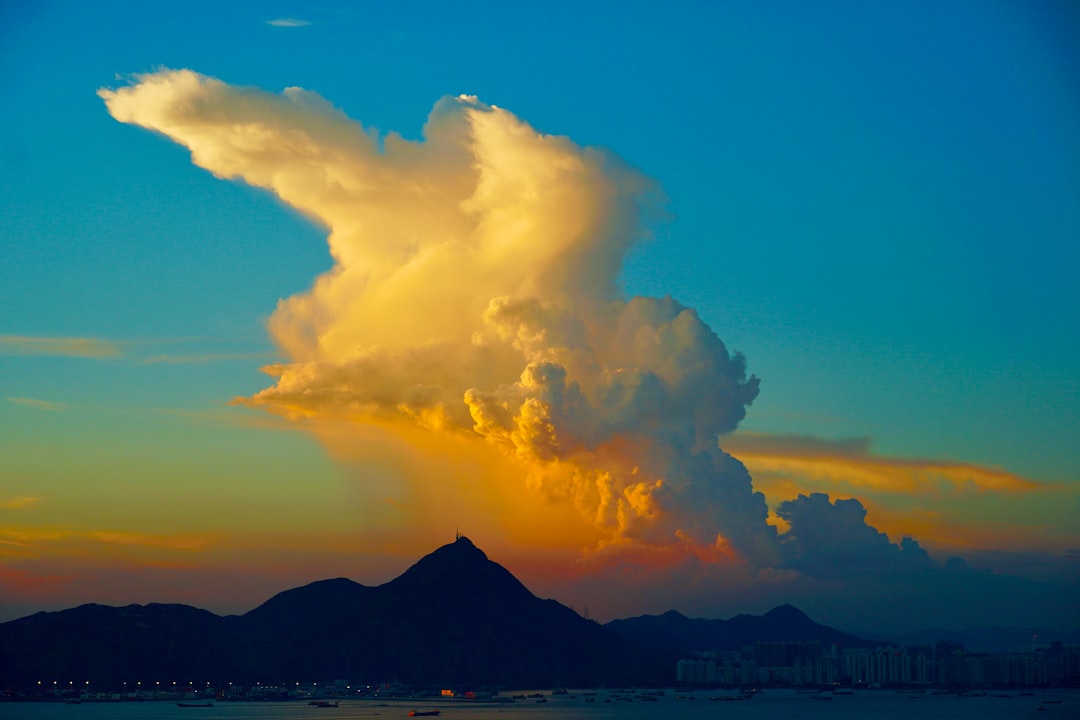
[[142, 351, 276, 365], [0, 526, 220, 556], [154, 406, 302, 432], [7, 397, 70, 413], [0, 335, 122, 358], [724, 432, 1040, 495], [0, 496, 40, 510], [266, 17, 310, 27], [0, 530, 58, 560], [87, 531, 216, 551]]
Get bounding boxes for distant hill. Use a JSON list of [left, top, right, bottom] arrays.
[[605, 604, 879, 654], [0, 602, 235, 687], [0, 537, 672, 689]]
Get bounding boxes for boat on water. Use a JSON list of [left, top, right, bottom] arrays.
[[308, 700, 339, 708], [407, 710, 441, 717], [176, 702, 214, 708]]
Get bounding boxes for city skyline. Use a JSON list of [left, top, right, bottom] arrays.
[[1, 1, 1078, 633]]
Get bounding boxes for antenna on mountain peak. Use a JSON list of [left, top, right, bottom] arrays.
[[455, 527, 461, 541]]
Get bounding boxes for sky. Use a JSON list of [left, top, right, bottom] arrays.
[[1, 0, 1078, 635]]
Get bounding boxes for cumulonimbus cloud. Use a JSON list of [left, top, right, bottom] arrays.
[[100, 69, 773, 563], [102, 70, 1065, 594]]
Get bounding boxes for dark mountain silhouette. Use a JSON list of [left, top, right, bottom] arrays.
[[0, 538, 889, 690], [0, 537, 672, 689], [0, 602, 234, 687], [605, 603, 878, 654], [229, 537, 673, 685]]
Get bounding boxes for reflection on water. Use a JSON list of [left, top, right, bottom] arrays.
[[1, 689, 1077, 720]]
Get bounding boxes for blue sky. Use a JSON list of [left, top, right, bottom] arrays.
[[1, 1, 1078, 632]]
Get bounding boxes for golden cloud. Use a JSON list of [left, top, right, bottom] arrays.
[[101, 70, 770, 566]]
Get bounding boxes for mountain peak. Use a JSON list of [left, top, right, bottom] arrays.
[[413, 534, 489, 566], [447, 533, 483, 555], [765, 603, 810, 622], [386, 535, 530, 602]]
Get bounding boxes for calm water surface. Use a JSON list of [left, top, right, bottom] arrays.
[[3, 689, 1077, 720]]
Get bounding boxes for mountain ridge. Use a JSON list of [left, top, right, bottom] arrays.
[[604, 602, 878, 654], [0, 537, 671, 688], [1, 536, 916, 689]]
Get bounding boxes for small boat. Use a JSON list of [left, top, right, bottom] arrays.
[[407, 711, 441, 717], [308, 701, 339, 708], [177, 702, 213, 708]]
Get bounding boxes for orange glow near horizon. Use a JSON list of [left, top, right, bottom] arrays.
[[19, 68, 1059, 632]]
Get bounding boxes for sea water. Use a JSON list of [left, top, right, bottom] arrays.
[[2, 689, 1077, 720]]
